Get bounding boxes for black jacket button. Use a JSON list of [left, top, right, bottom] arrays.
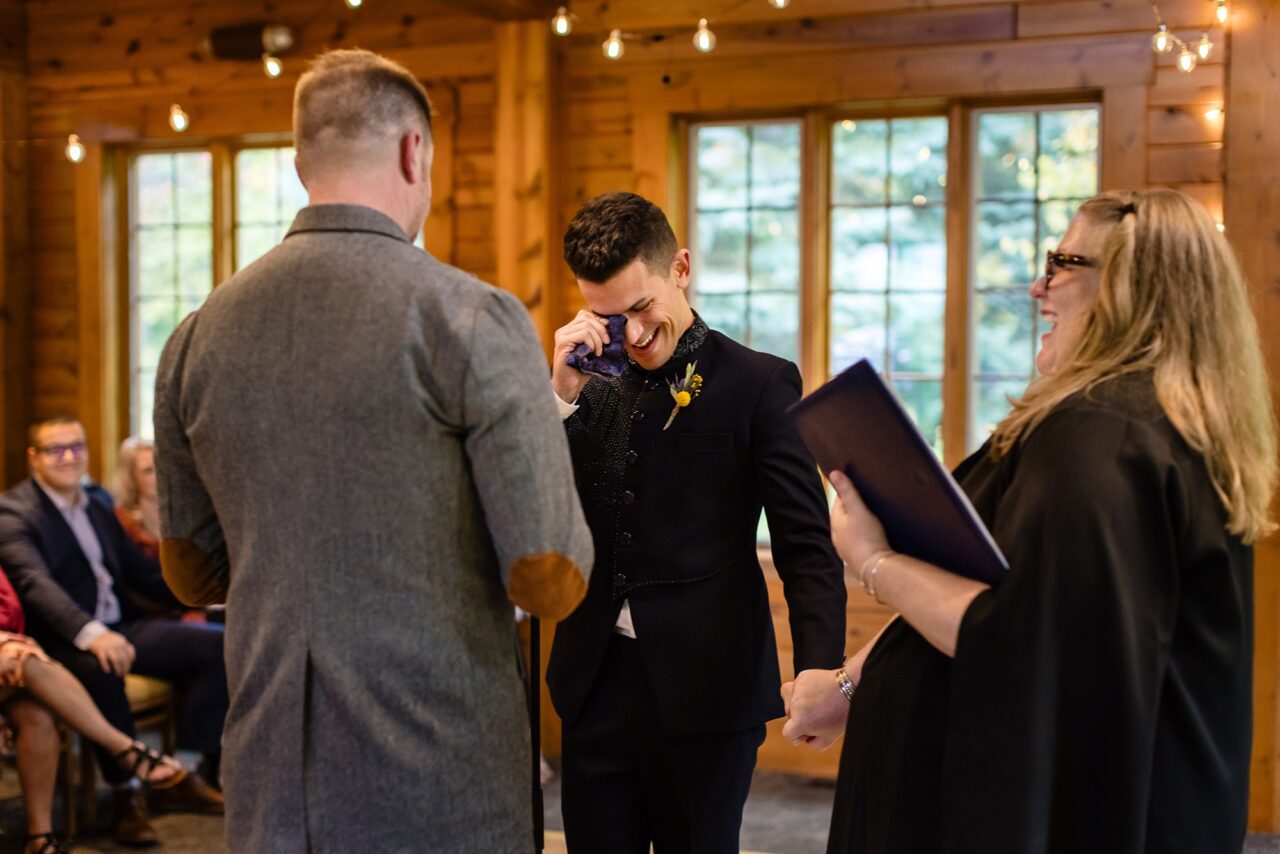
[[617, 532, 633, 547]]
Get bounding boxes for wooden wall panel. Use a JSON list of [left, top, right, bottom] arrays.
[[494, 20, 555, 349], [1226, 0, 1280, 832], [0, 58, 31, 483], [1147, 142, 1223, 183]]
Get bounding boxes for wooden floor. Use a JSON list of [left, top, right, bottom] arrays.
[[544, 832, 771, 854]]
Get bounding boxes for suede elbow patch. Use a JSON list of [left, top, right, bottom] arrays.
[[508, 553, 587, 621], [159, 538, 228, 607]]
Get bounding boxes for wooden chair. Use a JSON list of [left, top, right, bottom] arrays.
[[74, 674, 177, 831]]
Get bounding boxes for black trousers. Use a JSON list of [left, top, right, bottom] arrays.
[[561, 634, 765, 854], [40, 618, 228, 785]]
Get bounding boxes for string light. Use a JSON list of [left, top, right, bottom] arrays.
[[65, 134, 85, 164], [1149, 5, 1217, 74], [1151, 23, 1173, 53], [344, 0, 362, 8], [169, 104, 190, 133], [1216, 0, 1229, 24], [693, 18, 716, 52], [551, 6, 573, 36], [767, 0, 790, 7], [1196, 32, 1213, 60], [263, 54, 283, 78], [1204, 106, 1224, 120], [602, 29, 624, 60]]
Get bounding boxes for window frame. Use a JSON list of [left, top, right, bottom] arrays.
[[117, 134, 295, 438], [682, 97, 1100, 468]]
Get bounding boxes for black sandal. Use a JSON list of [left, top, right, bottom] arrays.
[[111, 741, 187, 790], [22, 832, 71, 854]]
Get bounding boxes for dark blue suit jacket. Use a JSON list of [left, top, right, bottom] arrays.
[[0, 478, 179, 645]]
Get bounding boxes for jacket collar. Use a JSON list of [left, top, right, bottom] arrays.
[[285, 204, 411, 244], [628, 312, 709, 378]]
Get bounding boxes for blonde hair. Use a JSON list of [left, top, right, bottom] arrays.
[[293, 49, 433, 177], [111, 436, 154, 512], [991, 188, 1277, 543]]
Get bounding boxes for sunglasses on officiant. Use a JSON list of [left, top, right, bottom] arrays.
[[1042, 250, 1095, 287]]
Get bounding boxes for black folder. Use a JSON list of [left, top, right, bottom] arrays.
[[789, 359, 1008, 585]]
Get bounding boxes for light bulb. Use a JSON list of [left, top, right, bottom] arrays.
[[551, 7, 572, 36], [1216, 221, 1226, 233], [344, 0, 362, 8], [1196, 33, 1213, 61], [603, 29, 624, 60], [1216, 0, 1229, 25], [1177, 46, 1197, 73], [65, 134, 85, 164], [263, 54, 283, 78], [1204, 106, 1223, 120], [768, 0, 790, 7], [1151, 23, 1173, 54], [169, 103, 190, 133], [693, 19, 716, 53]]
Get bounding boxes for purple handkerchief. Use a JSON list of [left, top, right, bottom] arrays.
[[566, 314, 628, 378]]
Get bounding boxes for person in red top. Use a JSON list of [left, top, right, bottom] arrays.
[[110, 438, 159, 563], [0, 566, 197, 854]]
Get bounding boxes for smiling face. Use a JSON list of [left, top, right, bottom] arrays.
[[1031, 215, 1108, 375], [28, 421, 89, 495], [578, 250, 695, 372]]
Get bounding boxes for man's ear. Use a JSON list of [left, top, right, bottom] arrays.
[[672, 248, 692, 291], [400, 131, 423, 182]]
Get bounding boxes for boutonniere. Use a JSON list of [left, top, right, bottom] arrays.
[[664, 361, 704, 430]]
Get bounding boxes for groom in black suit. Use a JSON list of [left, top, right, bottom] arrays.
[[546, 192, 846, 853]]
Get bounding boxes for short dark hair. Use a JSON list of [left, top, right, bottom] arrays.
[[28, 415, 81, 449], [563, 192, 678, 283]]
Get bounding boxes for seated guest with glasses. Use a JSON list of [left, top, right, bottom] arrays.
[[782, 189, 1276, 854], [0, 417, 226, 847]]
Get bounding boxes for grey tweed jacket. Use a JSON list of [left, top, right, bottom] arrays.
[[153, 204, 593, 853]]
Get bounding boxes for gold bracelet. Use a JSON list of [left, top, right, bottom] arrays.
[[859, 550, 894, 600], [835, 668, 856, 702]]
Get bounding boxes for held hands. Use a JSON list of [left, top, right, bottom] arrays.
[[552, 310, 611, 404], [828, 470, 890, 574], [89, 630, 136, 677], [780, 668, 852, 751]]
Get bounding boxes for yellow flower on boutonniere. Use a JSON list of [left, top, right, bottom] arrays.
[[664, 361, 704, 430]]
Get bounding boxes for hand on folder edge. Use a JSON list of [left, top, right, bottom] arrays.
[[828, 470, 891, 575]]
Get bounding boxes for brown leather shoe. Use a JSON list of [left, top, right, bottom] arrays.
[[112, 786, 159, 847], [149, 771, 225, 815]]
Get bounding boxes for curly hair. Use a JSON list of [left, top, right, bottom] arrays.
[[563, 192, 678, 283]]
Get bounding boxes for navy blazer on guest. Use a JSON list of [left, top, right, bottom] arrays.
[[0, 478, 179, 644]]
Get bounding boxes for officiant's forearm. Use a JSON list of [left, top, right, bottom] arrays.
[[872, 554, 987, 658]]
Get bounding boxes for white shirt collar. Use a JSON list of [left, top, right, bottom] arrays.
[[33, 475, 87, 513]]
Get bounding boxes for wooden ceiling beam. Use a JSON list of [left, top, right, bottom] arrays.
[[431, 0, 561, 21]]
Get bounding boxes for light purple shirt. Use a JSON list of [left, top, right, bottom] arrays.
[[34, 478, 121, 647]]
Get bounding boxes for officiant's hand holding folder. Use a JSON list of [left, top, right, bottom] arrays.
[[788, 359, 1008, 586]]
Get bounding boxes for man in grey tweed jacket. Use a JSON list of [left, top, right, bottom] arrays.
[[152, 50, 593, 853]]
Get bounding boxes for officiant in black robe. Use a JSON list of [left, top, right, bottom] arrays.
[[546, 192, 846, 854], [781, 189, 1273, 854]]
